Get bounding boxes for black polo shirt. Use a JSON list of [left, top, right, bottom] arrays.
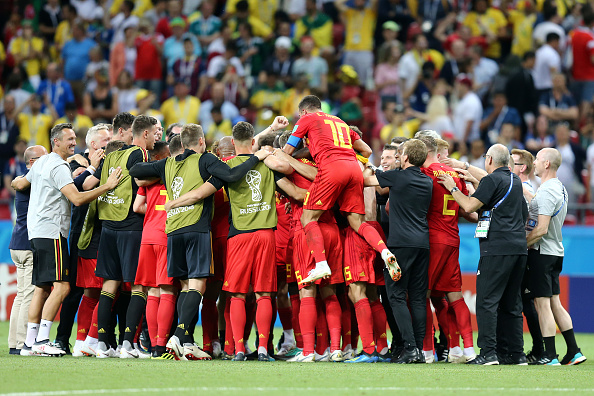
[[472, 167, 528, 256], [376, 166, 433, 249]]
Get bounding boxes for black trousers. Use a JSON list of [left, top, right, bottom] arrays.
[[476, 254, 527, 358], [56, 232, 83, 344], [384, 247, 429, 350]]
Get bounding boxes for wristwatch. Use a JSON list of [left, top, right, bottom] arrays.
[[450, 187, 460, 194], [464, 162, 470, 170]]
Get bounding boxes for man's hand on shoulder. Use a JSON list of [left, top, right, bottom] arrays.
[[254, 148, 271, 161]]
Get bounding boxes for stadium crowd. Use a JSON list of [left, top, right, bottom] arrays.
[[1, 0, 590, 366]]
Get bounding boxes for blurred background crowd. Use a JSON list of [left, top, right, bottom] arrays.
[[0, 0, 594, 221]]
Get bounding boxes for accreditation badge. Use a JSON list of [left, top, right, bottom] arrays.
[[475, 210, 492, 238]]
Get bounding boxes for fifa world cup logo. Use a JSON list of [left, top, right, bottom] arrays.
[[171, 177, 184, 200], [107, 167, 116, 195], [246, 170, 262, 202]]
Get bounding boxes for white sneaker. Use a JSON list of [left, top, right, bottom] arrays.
[[120, 344, 139, 359], [287, 351, 315, 362], [342, 348, 355, 360], [32, 341, 65, 356], [96, 347, 117, 358], [448, 352, 466, 364], [80, 342, 97, 357], [183, 344, 212, 360], [166, 335, 185, 361], [315, 348, 330, 362], [135, 345, 152, 359], [423, 350, 435, 363], [329, 349, 344, 362], [212, 340, 222, 358], [72, 344, 85, 357], [382, 250, 401, 281], [299, 262, 331, 284], [20, 345, 47, 356]]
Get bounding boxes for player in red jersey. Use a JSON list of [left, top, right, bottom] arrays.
[[282, 95, 400, 284], [418, 135, 476, 363]]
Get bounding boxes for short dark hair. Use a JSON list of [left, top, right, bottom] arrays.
[[383, 144, 398, 151], [298, 95, 322, 113], [258, 133, 276, 149], [403, 139, 428, 167], [391, 136, 409, 144], [166, 122, 183, 140], [585, 4, 594, 26], [418, 135, 437, 152], [149, 141, 169, 159], [105, 140, 126, 155], [278, 130, 292, 147], [113, 112, 135, 133], [168, 135, 183, 155], [349, 125, 363, 138], [232, 121, 255, 142], [546, 32, 560, 43], [180, 123, 204, 148], [522, 51, 535, 62], [123, 0, 135, 11], [236, 0, 249, 12], [50, 123, 73, 147], [132, 114, 157, 137]]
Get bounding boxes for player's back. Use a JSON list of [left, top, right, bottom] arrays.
[[422, 162, 468, 247]]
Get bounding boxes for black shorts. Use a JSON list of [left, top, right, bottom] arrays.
[[96, 228, 142, 282], [31, 237, 70, 286], [527, 249, 563, 298], [167, 231, 213, 280]]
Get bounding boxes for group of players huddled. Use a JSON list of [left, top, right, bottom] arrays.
[[16, 95, 480, 364]]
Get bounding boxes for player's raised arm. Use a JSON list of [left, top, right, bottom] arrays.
[[353, 138, 372, 158]]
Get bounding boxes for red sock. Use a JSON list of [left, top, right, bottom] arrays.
[[315, 298, 329, 355], [423, 299, 435, 352], [224, 297, 235, 355], [290, 294, 303, 348], [157, 293, 176, 347], [358, 222, 387, 253], [450, 298, 473, 347], [278, 306, 293, 331], [304, 221, 328, 264], [338, 293, 351, 349], [76, 295, 98, 341], [244, 297, 256, 342], [201, 298, 218, 353], [256, 296, 273, 354], [268, 298, 277, 352], [230, 297, 246, 353], [431, 295, 450, 343], [145, 295, 159, 346], [447, 305, 460, 349], [370, 299, 388, 353], [133, 313, 144, 343], [354, 298, 375, 354], [299, 297, 317, 356], [351, 301, 359, 350], [88, 301, 99, 339], [323, 294, 342, 351]]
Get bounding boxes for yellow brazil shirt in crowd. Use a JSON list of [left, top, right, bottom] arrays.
[[55, 114, 94, 132], [294, 12, 333, 49], [160, 96, 200, 128], [509, 10, 536, 57], [250, 84, 284, 128], [463, 8, 508, 59], [110, 0, 153, 17], [343, 7, 377, 52], [206, 119, 233, 144], [54, 20, 72, 49], [225, 0, 278, 27], [380, 118, 422, 142], [18, 113, 53, 151], [9, 36, 44, 78]]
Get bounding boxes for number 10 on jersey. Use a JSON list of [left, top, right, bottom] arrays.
[[324, 119, 352, 149]]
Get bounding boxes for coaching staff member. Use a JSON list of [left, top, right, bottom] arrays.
[[365, 139, 433, 364], [438, 143, 528, 365]]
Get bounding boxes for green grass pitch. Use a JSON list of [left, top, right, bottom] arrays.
[[0, 321, 593, 395]]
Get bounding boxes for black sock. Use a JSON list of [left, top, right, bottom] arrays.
[[219, 330, 225, 344], [544, 336, 557, 357], [188, 309, 199, 340], [155, 345, 166, 356], [523, 296, 544, 354], [123, 291, 147, 343], [177, 290, 187, 316], [116, 291, 131, 345], [97, 291, 115, 345], [561, 329, 578, 355], [174, 289, 202, 344]]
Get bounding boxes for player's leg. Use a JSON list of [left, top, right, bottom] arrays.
[[276, 277, 295, 354], [551, 294, 585, 365], [289, 285, 317, 362], [368, 286, 389, 359], [447, 291, 475, 360], [319, 285, 342, 361], [154, 285, 176, 358], [430, 293, 449, 361], [145, 288, 160, 351], [346, 281, 377, 362], [22, 285, 49, 355], [73, 287, 100, 356], [202, 280, 222, 356], [300, 208, 331, 283]]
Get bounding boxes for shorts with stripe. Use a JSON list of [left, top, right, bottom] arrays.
[[167, 231, 213, 279], [31, 236, 70, 286]]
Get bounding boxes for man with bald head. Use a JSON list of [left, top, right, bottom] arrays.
[[216, 136, 235, 159], [525, 148, 586, 365], [439, 143, 528, 365]]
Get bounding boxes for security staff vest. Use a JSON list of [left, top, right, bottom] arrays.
[[226, 156, 277, 231], [98, 147, 142, 221], [164, 153, 205, 234]]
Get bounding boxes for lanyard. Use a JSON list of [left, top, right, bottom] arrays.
[[174, 97, 191, 124], [47, 80, 64, 108], [179, 56, 197, 79], [493, 173, 514, 210], [552, 188, 567, 217], [493, 106, 508, 132]]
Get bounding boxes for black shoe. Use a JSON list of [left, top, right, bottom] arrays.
[[258, 353, 275, 362], [499, 353, 527, 365], [245, 350, 258, 361], [232, 352, 247, 361], [390, 345, 404, 361], [9, 348, 20, 355], [526, 350, 543, 364], [393, 347, 420, 364], [53, 340, 71, 355], [436, 343, 448, 362], [466, 354, 499, 365], [139, 328, 151, 351], [221, 351, 234, 360]]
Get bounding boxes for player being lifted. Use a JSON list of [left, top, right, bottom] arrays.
[[281, 96, 400, 284]]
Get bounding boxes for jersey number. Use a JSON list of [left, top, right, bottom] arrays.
[[344, 266, 353, 282], [324, 120, 352, 149], [442, 194, 455, 216], [155, 190, 169, 211]]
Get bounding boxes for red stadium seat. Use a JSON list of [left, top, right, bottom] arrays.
[[584, 215, 594, 226], [564, 214, 578, 226]]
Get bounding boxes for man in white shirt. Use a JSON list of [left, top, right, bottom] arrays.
[[399, 34, 428, 99], [453, 74, 483, 145], [533, 33, 561, 93]]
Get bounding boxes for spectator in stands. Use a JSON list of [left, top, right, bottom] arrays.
[[163, 17, 201, 72], [6, 72, 31, 115], [171, 38, 202, 95], [15, 94, 57, 152], [160, 78, 200, 127], [460, 139, 487, 169], [111, 0, 139, 46], [539, 73, 579, 128], [526, 114, 555, 154], [130, 90, 164, 123], [8, 20, 43, 90], [189, 0, 222, 53], [463, 0, 507, 60], [336, 0, 378, 86], [481, 91, 522, 145], [374, 40, 401, 105], [569, 5, 594, 122], [498, 122, 525, 151], [37, 63, 74, 119], [156, 0, 186, 39], [62, 22, 96, 103], [533, 33, 561, 96], [453, 74, 483, 148], [293, 36, 329, 95], [56, 102, 94, 135], [228, 0, 273, 40], [409, 61, 436, 113], [399, 33, 443, 102], [250, 71, 284, 130], [54, 3, 76, 51], [294, 0, 333, 50], [0, 95, 21, 177], [280, 73, 312, 123], [440, 38, 466, 87], [109, 25, 138, 87], [71, 0, 103, 23], [39, 0, 62, 45], [554, 122, 586, 212], [506, 51, 538, 135], [114, 70, 139, 114], [533, 1, 566, 50], [260, 36, 294, 88], [205, 105, 233, 148], [418, 91, 455, 136], [199, 82, 240, 134], [3, 138, 28, 199], [205, 41, 247, 105], [144, 0, 167, 26], [509, 0, 536, 57], [83, 67, 118, 124], [470, 44, 499, 100], [85, 47, 110, 94], [236, 22, 265, 77], [380, 102, 421, 142], [135, 18, 164, 103]]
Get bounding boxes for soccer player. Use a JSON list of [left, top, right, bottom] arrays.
[[132, 141, 175, 359], [130, 122, 274, 360], [418, 136, 476, 364], [282, 95, 399, 284], [112, 112, 136, 144], [12, 123, 121, 356]]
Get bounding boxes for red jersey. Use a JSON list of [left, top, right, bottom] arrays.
[[292, 112, 360, 166], [212, 188, 230, 239], [288, 158, 336, 231], [571, 27, 594, 81], [275, 194, 291, 249], [421, 162, 468, 247], [135, 34, 165, 80], [138, 183, 168, 246]]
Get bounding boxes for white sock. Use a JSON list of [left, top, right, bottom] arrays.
[[450, 346, 462, 355], [379, 346, 389, 355], [36, 319, 52, 342], [423, 350, 434, 359], [282, 329, 294, 344], [84, 336, 98, 347], [25, 323, 39, 347], [464, 346, 476, 356], [258, 346, 267, 355], [315, 260, 328, 268], [74, 339, 83, 350], [97, 341, 109, 351]]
